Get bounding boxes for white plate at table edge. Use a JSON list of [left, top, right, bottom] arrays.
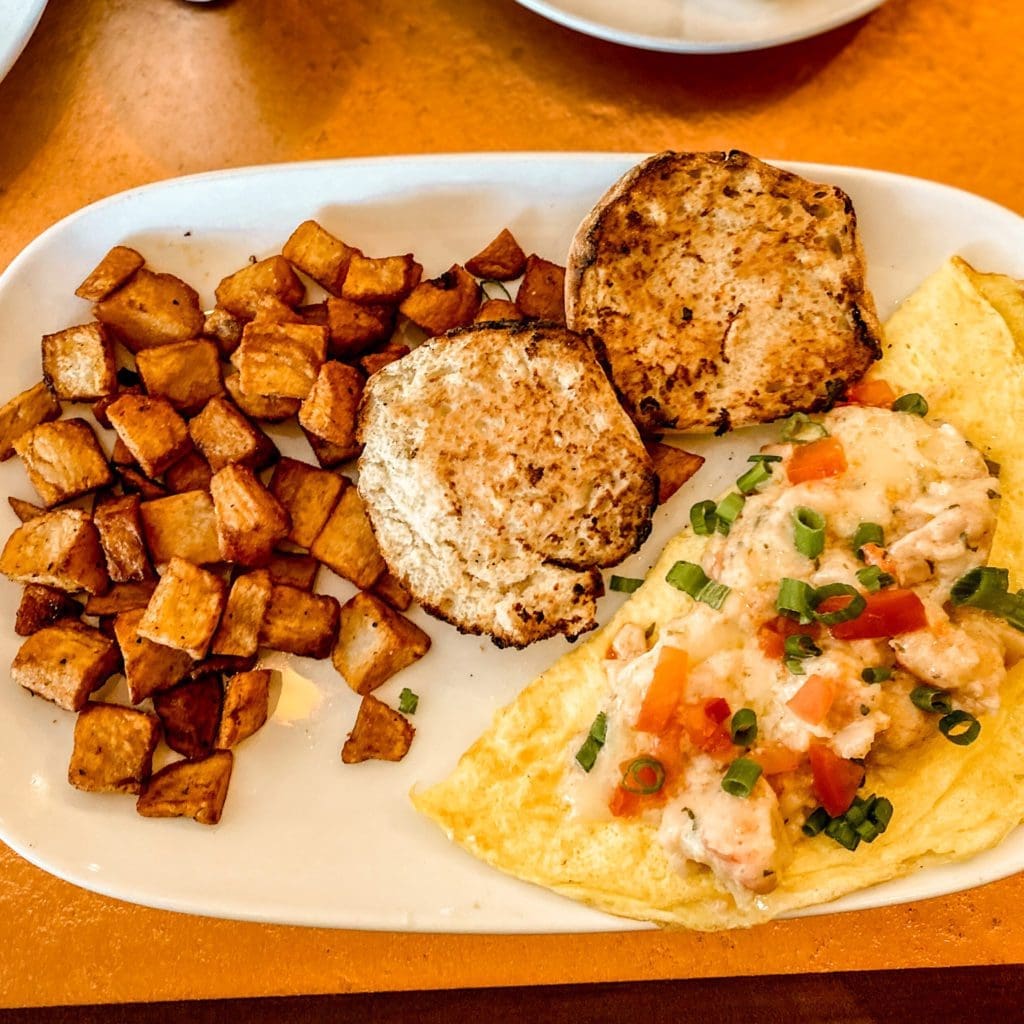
[[0, 153, 1023, 933], [514, 0, 885, 53], [0, 0, 47, 82]]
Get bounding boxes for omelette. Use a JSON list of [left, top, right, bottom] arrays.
[[412, 257, 1024, 929]]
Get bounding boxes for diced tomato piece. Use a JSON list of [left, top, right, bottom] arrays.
[[609, 786, 643, 818], [828, 588, 928, 640], [752, 745, 803, 776], [809, 742, 864, 817], [704, 696, 731, 725], [635, 646, 688, 734], [787, 436, 848, 484], [679, 699, 734, 755], [757, 615, 821, 659], [786, 674, 837, 724], [844, 379, 897, 407], [860, 542, 899, 577]]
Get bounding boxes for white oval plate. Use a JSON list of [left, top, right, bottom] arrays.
[[0, 0, 46, 81], [1, 154, 1023, 933], [514, 0, 885, 53]]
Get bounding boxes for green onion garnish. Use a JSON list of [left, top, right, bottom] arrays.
[[861, 666, 892, 684], [810, 583, 866, 625], [777, 578, 817, 623], [802, 807, 831, 837], [736, 460, 773, 494], [665, 561, 731, 610], [939, 710, 981, 746], [715, 492, 746, 534], [892, 393, 929, 416], [805, 795, 894, 849], [910, 686, 953, 715], [398, 687, 419, 715], [852, 522, 884, 560], [575, 712, 608, 772], [784, 634, 822, 660], [729, 708, 758, 747], [780, 412, 829, 444], [748, 453, 783, 464], [721, 757, 763, 798], [793, 506, 826, 559], [689, 499, 717, 536], [856, 565, 894, 592], [825, 816, 861, 851], [620, 755, 666, 795], [609, 575, 643, 593], [950, 566, 1024, 632]]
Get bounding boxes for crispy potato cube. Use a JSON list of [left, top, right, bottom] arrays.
[[297, 362, 364, 465], [68, 703, 161, 794], [325, 298, 394, 359], [0, 508, 109, 594], [92, 385, 142, 429], [14, 418, 113, 507], [266, 551, 319, 591], [399, 264, 481, 335], [114, 607, 194, 704], [341, 694, 415, 763], [189, 395, 277, 473], [107, 394, 192, 478], [210, 464, 290, 566], [358, 341, 409, 377], [117, 466, 170, 501], [75, 245, 145, 302], [211, 569, 272, 657], [644, 441, 706, 504], [474, 298, 524, 323], [41, 323, 117, 401], [187, 654, 255, 680], [203, 306, 245, 358], [259, 583, 339, 659], [299, 302, 329, 327], [341, 253, 422, 305], [303, 430, 357, 470], [332, 592, 430, 695], [465, 228, 528, 281], [372, 570, 413, 612], [222, 370, 301, 423], [234, 321, 327, 400], [84, 580, 157, 616], [0, 381, 60, 461], [282, 220, 359, 295], [94, 268, 205, 352], [94, 494, 153, 583], [136, 750, 232, 825], [164, 451, 213, 494], [268, 457, 345, 548], [310, 485, 385, 588], [8, 496, 46, 522], [152, 675, 223, 759], [137, 557, 226, 660], [12, 621, 120, 711], [136, 339, 224, 415], [516, 254, 566, 323], [250, 293, 304, 323], [215, 256, 304, 319], [216, 669, 271, 749], [15, 584, 83, 636], [139, 490, 221, 565], [111, 436, 136, 466]]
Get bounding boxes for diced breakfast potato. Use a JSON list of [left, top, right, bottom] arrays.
[[136, 750, 233, 825], [152, 675, 223, 760], [106, 394, 193, 478], [13, 418, 113, 507], [84, 580, 157, 616], [0, 508, 109, 594], [282, 220, 359, 295], [465, 228, 527, 281], [210, 464, 290, 566], [398, 264, 481, 335], [203, 306, 245, 358], [74, 245, 145, 302], [341, 694, 415, 763], [93, 385, 142, 430], [117, 466, 170, 501], [234, 321, 327, 400], [93, 268, 205, 352], [41, 323, 117, 400], [139, 490, 221, 566], [297, 361, 364, 466], [268, 457, 344, 549], [299, 302, 329, 327], [325, 297, 394, 359], [136, 557, 226, 661], [188, 653, 255, 680], [189, 395, 277, 473], [114, 607, 194, 704], [111, 436, 136, 466], [12, 621, 120, 711], [341, 253, 422, 305], [265, 551, 319, 591], [332, 592, 430, 695], [249, 294, 304, 323], [474, 298, 524, 323], [211, 569, 272, 657], [15, 584, 83, 636], [164, 451, 213, 494], [515, 254, 566, 323], [94, 494, 153, 583], [358, 341, 409, 377], [644, 441, 706, 504], [310, 484, 386, 588], [214, 255, 305, 320], [216, 669, 271, 749], [372, 570, 413, 612], [68, 703, 161, 794], [7, 496, 46, 522], [0, 382, 60, 462], [136, 339, 224, 414], [223, 370, 301, 423], [259, 583, 339, 659]]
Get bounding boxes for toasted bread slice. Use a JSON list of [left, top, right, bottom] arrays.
[[357, 322, 655, 648], [565, 151, 883, 434]]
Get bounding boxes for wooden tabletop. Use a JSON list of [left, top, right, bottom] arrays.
[[2, 0, 1024, 1011]]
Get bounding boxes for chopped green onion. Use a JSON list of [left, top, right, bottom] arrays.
[[784, 634, 822, 660], [950, 566, 1024, 632], [689, 499, 718, 536], [892, 393, 929, 416], [806, 794, 894, 849], [574, 712, 608, 772], [620, 756, 666, 795], [810, 583, 866, 625], [824, 816, 861, 851], [715, 492, 746, 534], [780, 412, 829, 443], [856, 565, 894, 592], [721, 757, 763, 798], [665, 561, 731, 610], [939, 710, 981, 746], [871, 797, 894, 829], [802, 807, 831, 837], [910, 686, 953, 715], [729, 708, 758, 747], [793, 506, 826, 559], [609, 575, 643, 594], [736, 460, 773, 494], [861, 666, 892, 684], [852, 522, 884, 559], [398, 687, 419, 715], [777, 578, 817, 624], [784, 657, 807, 676], [748, 453, 783, 464]]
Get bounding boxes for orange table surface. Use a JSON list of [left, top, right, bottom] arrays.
[[2, 0, 1024, 1010]]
